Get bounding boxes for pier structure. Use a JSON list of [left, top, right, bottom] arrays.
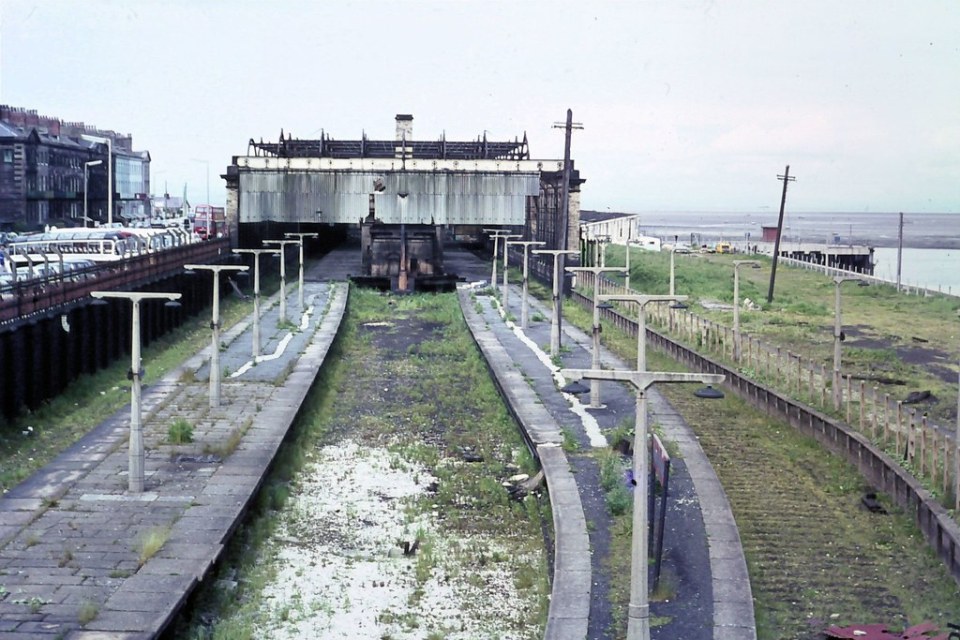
[[756, 240, 874, 273]]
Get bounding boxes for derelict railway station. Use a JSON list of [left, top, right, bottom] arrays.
[[225, 114, 584, 290]]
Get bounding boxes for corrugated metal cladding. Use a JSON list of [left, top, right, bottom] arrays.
[[238, 170, 539, 225]]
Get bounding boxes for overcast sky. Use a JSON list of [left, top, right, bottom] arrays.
[[1, 1, 958, 214]]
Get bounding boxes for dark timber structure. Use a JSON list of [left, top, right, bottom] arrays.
[[225, 114, 583, 291]]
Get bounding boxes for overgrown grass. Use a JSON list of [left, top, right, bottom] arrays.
[[603, 247, 960, 426], [172, 288, 550, 639], [0, 289, 263, 493], [137, 526, 171, 567], [167, 418, 194, 444], [561, 286, 960, 638]]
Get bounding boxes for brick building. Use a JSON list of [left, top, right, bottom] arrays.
[[0, 106, 150, 231]]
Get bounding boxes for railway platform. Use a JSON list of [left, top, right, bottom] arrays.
[[0, 245, 753, 639], [459, 271, 755, 640], [0, 262, 347, 639]]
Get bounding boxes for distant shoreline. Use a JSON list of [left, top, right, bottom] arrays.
[[586, 211, 960, 251]]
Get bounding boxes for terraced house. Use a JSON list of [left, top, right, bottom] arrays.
[[0, 105, 151, 231]]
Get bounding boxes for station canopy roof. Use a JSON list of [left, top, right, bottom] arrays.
[[248, 130, 530, 162]]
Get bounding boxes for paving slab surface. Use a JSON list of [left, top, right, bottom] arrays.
[[0, 258, 347, 639], [459, 264, 755, 639]]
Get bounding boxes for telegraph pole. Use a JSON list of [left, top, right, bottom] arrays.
[[896, 212, 904, 292], [766, 165, 796, 303], [552, 110, 583, 347]]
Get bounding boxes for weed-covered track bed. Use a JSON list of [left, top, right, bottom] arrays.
[[681, 393, 960, 638], [177, 289, 550, 639], [559, 294, 960, 639]]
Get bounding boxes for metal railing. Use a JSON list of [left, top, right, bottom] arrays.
[[0, 238, 231, 325]]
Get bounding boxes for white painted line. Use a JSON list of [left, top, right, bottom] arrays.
[[494, 295, 607, 448], [230, 297, 318, 378]]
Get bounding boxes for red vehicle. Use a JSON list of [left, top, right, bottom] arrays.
[[192, 205, 225, 240]]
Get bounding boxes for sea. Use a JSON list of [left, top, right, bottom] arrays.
[[630, 211, 960, 294]]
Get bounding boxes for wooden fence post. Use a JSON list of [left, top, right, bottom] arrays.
[[796, 355, 802, 395], [809, 368, 816, 404], [944, 435, 951, 496], [896, 401, 903, 457], [883, 393, 890, 445], [820, 364, 827, 407], [859, 381, 865, 432], [907, 410, 916, 464], [920, 415, 927, 477], [871, 387, 879, 440], [845, 376, 852, 423]]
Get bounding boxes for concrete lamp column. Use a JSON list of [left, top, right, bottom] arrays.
[[598, 294, 687, 372], [504, 238, 540, 323], [483, 229, 517, 295], [533, 248, 579, 357], [732, 260, 762, 363], [513, 241, 546, 328], [83, 160, 102, 228], [562, 367, 724, 640], [284, 232, 319, 310], [185, 264, 249, 408], [90, 291, 182, 492], [500, 234, 523, 309], [832, 276, 865, 410], [564, 266, 627, 408], [263, 239, 300, 325], [233, 248, 280, 357]]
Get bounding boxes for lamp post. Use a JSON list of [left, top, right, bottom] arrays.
[[533, 249, 578, 357], [83, 160, 102, 227], [598, 294, 687, 371], [263, 239, 299, 325], [82, 134, 113, 225], [625, 232, 632, 292], [185, 264, 249, 408], [233, 248, 280, 357], [90, 291, 181, 492], [483, 229, 509, 292], [502, 238, 535, 318], [565, 266, 627, 408], [832, 276, 863, 410], [504, 240, 545, 328], [501, 234, 523, 307], [190, 158, 210, 218], [669, 247, 678, 296], [562, 367, 724, 640], [733, 260, 762, 363], [284, 232, 319, 309]]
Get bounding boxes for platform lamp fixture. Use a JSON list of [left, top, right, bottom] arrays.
[[732, 260, 762, 362], [90, 291, 182, 492], [533, 248, 579, 357], [185, 264, 249, 408], [483, 229, 519, 296], [83, 160, 102, 227], [563, 367, 723, 640], [565, 265, 627, 408], [263, 239, 299, 325], [500, 233, 523, 304], [832, 276, 866, 410], [284, 232, 319, 309], [503, 238, 540, 319], [599, 294, 687, 372], [233, 248, 280, 357]]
